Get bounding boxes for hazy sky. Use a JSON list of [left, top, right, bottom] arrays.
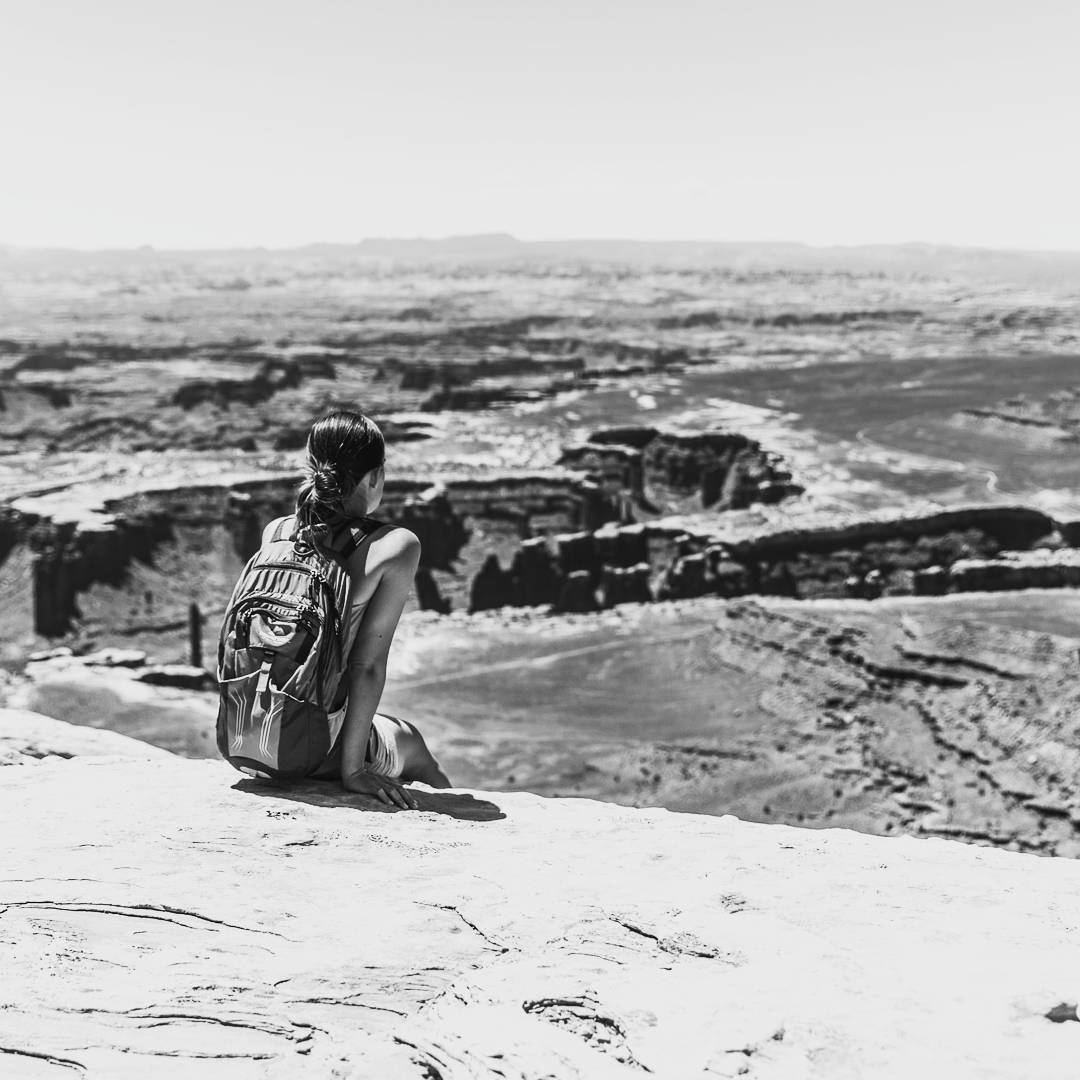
[[4, 0, 1079, 250]]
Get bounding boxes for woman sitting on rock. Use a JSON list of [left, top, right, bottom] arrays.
[[263, 409, 451, 808]]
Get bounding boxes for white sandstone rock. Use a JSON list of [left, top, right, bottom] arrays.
[[2, 709, 1080, 1078]]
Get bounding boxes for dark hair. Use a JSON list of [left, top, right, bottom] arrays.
[[295, 410, 385, 545]]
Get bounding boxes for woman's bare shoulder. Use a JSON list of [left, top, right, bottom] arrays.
[[368, 524, 420, 568], [345, 522, 420, 577], [374, 523, 420, 554]]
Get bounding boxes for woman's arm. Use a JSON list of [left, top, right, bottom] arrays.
[[338, 529, 421, 808]]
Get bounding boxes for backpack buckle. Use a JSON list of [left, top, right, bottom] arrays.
[[255, 650, 274, 700]]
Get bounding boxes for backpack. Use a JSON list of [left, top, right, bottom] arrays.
[[215, 515, 380, 780]]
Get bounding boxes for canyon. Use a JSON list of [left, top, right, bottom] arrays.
[[7, 245, 1080, 1076], [4, 246, 1080, 860]]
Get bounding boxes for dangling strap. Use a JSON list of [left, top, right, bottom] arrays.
[[255, 650, 274, 705]]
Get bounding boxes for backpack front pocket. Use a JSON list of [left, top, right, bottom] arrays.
[[216, 670, 331, 779]]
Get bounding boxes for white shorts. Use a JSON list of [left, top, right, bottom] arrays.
[[326, 706, 404, 779]]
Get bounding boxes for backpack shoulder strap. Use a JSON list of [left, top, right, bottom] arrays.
[[266, 515, 296, 545], [333, 517, 394, 563]]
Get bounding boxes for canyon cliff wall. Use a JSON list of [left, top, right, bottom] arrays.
[[4, 467, 623, 635]]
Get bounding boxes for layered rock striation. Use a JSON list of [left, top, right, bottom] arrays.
[[559, 425, 802, 512], [917, 548, 1080, 595], [468, 503, 1070, 613]]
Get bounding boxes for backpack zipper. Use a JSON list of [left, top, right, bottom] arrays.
[[227, 592, 320, 626], [257, 560, 324, 578]]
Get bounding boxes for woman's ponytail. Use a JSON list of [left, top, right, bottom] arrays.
[[294, 410, 385, 551]]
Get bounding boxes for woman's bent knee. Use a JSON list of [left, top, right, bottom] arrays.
[[394, 722, 450, 787]]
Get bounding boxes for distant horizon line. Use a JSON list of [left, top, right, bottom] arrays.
[[4, 233, 1080, 259]]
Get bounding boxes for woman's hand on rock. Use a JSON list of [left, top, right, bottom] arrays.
[[342, 767, 418, 810]]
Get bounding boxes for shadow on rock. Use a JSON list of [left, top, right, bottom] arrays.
[[234, 778, 506, 821]]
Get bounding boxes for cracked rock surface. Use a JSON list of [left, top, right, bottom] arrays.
[[4, 708, 1080, 1078]]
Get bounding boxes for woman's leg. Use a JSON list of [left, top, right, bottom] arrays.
[[376, 714, 452, 788]]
